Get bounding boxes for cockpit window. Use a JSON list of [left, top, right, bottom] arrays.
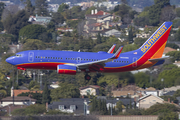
[[16, 54, 22, 57]]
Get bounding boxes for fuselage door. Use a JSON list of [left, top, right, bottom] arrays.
[[132, 57, 137, 68], [28, 52, 34, 62], [76, 57, 81, 63]]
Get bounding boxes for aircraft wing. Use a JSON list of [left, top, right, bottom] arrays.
[[148, 56, 170, 62], [76, 46, 123, 70]]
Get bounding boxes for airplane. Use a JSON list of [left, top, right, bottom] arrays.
[[6, 21, 172, 80]]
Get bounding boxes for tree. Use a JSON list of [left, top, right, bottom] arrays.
[[121, 0, 128, 4], [166, 51, 180, 62], [12, 104, 46, 115], [144, 103, 179, 115], [158, 112, 178, 120], [176, 7, 180, 17], [134, 72, 150, 88], [22, 39, 46, 50], [160, 6, 176, 24], [35, 0, 48, 16], [57, 3, 69, 13], [128, 26, 134, 44], [3, 9, 30, 39], [19, 24, 47, 43], [166, 43, 179, 49], [116, 100, 123, 113], [50, 82, 80, 101], [51, 12, 65, 25], [96, 32, 102, 44], [42, 82, 51, 104], [24, 0, 34, 14]]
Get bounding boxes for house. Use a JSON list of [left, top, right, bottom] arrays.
[[48, 98, 90, 115], [79, 85, 100, 96], [48, 97, 134, 115], [112, 90, 135, 98], [103, 29, 121, 37], [137, 94, 164, 109], [0, 96, 36, 107], [163, 91, 175, 96], [29, 14, 52, 25], [144, 87, 158, 96], [84, 10, 121, 36]]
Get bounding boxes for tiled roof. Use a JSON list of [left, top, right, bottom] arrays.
[[112, 90, 135, 97], [13, 90, 43, 97], [146, 87, 156, 91], [138, 94, 164, 102], [79, 85, 100, 90], [1, 96, 36, 102]]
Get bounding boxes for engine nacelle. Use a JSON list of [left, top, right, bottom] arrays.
[[57, 65, 77, 75]]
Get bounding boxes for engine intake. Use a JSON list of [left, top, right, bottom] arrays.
[[57, 65, 76, 75]]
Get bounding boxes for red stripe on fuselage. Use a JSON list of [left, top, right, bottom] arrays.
[[16, 62, 65, 70]]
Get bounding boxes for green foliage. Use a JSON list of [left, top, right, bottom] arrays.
[[18, 92, 43, 104], [3, 9, 30, 39], [90, 97, 107, 115], [28, 80, 37, 90], [176, 7, 180, 17], [12, 104, 46, 115], [19, 24, 47, 43], [57, 3, 69, 13], [134, 72, 150, 88], [166, 51, 180, 62], [158, 67, 180, 87], [158, 112, 178, 120], [46, 109, 70, 115], [51, 12, 65, 25], [144, 103, 179, 115], [42, 82, 51, 104], [22, 39, 47, 50], [85, 6, 97, 15], [166, 43, 179, 49], [134, 38, 146, 47], [35, 0, 48, 16], [116, 100, 123, 113], [97, 74, 119, 87], [50, 82, 80, 101], [24, 0, 34, 14], [122, 44, 139, 52]]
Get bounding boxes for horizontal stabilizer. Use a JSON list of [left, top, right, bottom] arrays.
[[148, 56, 170, 62]]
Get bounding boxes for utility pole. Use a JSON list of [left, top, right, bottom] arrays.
[[16, 69, 18, 85]]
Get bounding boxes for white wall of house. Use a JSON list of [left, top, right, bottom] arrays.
[[145, 91, 158, 96], [97, 16, 113, 23], [1, 101, 35, 107], [80, 88, 96, 96], [137, 95, 164, 109]]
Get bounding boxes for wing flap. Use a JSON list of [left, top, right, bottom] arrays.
[[148, 56, 169, 62]]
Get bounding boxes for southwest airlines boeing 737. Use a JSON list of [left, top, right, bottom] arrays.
[[6, 22, 172, 80]]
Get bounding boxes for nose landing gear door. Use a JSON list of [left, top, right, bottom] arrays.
[[28, 52, 34, 62]]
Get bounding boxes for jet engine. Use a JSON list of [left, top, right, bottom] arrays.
[[57, 65, 77, 75]]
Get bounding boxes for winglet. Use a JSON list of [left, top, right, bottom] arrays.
[[108, 44, 116, 54], [112, 46, 123, 59]]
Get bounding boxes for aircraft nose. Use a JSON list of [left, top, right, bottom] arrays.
[[6, 56, 15, 65]]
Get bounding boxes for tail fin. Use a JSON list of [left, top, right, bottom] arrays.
[[138, 22, 172, 59], [108, 44, 116, 54]]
